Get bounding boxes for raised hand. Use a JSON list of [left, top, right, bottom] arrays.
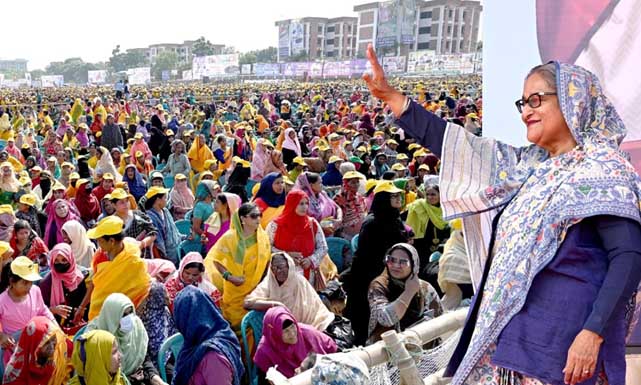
[[362, 44, 407, 117]]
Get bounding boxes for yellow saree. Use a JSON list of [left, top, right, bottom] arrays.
[[89, 240, 151, 320], [204, 213, 271, 329]]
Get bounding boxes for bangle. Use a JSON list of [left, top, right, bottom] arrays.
[[398, 96, 411, 117], [222, 271, 231, 280], [397, 298, 409, 308]]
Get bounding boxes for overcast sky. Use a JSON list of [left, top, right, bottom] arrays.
[[6, 0, 367, 70]]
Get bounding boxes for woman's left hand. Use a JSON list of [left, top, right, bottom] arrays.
[[562, 329, 603, 385]]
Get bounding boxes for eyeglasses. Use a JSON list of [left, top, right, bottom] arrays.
[[385, 255, 411, 267], [514, 92, 557, 113]]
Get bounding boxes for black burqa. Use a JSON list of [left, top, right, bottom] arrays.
[[343, 191, 409, 346], [223, 166, 250, 202]]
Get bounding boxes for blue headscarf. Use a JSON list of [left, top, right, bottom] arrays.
[[201, 120, 212, 142], [322, 162, 343, 187], [123, 164, 148, 201], [172, 285, 243, 385], [254, 172, 286, 208]]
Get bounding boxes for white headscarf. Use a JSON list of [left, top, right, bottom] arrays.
[[247, 252, 334, 331], [94, 147, 121, 182], [62, 220, 96, 268]]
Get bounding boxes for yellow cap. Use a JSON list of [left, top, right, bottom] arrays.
[[135, 151, 144, 158], [316, 145, 330, 152], [374, 180, 403, 195], [408, 143, 421, 151], [0, 162, 12, 169], [52, 182, 65, 191], [418, 164, 430, 172], [108, 188, 129, 201], [365, 179, 378, 192], [0, 241, 12, 256], [134, 132, 144, 139], [21, 143, 30, 149], [87, 216, 125, 239], [102, 173, 114, 181], [391, 163, 407, 171], [145, 186, 169, 200], [342, 171, 364, 180], [19, 176, 30, 186], [237, 159, 251, 168], [450, 218, 463, 231], [95, 132, 102, 138], [61, 162, 74, 168], [150, 171, 163, 180], [413, 149, 428, 158], [283, 176, 295, 185], [155, 104, 164, 111], [356, 146, 367, 153], [31, 166, 42, 173], [204, 159, 217, 169], [374, 131, 385, 137], [396, 153, 409, 161], [199, 171, 213, 179], [292, 157, 306, 166], [70, 172, 80, 180], [165, 129, 174, 136], [386, 139, 398, 146], [175, 173, 187, 180], [328, 156, 342, 164], [19, 194, 36, 207], [10, 256, 40, 281], [328, 133, 340, 141], [76, 178, 90, 188]]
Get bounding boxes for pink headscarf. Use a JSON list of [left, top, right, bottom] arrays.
[[294, 173, 338, 222], [145, 259, 177, 281], [250, 140, 273, 181], [44, 199, 79, 247], [164, 252, 217, 306], [282, 128, 302, 156], [254, 306, 337, 378], [48, 243, 85, 307]]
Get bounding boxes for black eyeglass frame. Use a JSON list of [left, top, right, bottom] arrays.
[[515, 91, 557, 113]]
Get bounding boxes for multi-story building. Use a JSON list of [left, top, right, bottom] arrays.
[[126, 40, 227, 65], [0, 59, 28, 73], [275, 17, 358, 61], [354, 0, 482, 56]]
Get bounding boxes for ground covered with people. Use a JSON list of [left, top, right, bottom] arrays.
[[0, 73, 481, 385]]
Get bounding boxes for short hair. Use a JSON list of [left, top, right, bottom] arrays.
[[527, 63, 557, 91]]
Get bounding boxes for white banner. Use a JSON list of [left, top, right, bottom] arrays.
[[88, 70, 108, 84], [41, 75, 64, 87], [126, 67, 151, 85], [182, 70, 193, 80], [290, 20, 305, 55], [0, 74, 4, 87], [192, 54, 240, 78], [241, 64, 252, 75], [254, 63, 281, 76], [382, 56, 406, 73], [407, 50, 436, 72]]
